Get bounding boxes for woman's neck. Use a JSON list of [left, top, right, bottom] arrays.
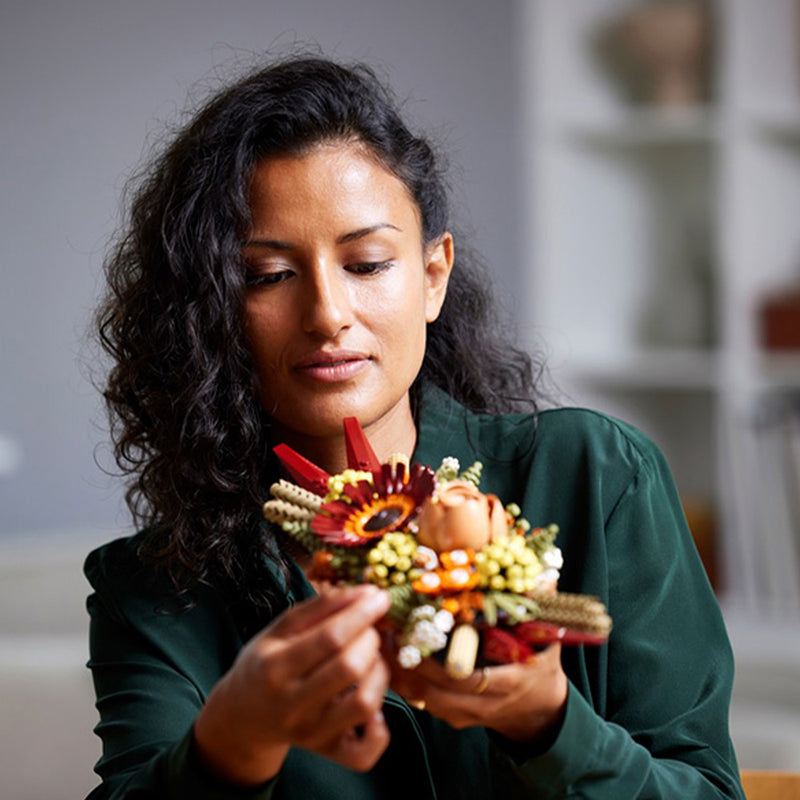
[[271, 400, 418, 476]]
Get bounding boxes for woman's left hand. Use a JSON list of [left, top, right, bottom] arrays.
[[387, 641, 568, 747]]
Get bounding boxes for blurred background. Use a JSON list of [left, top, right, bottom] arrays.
[[1, 0, 799, 796]]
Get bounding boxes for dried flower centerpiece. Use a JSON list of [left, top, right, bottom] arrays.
[[263, 418, 611, 678]]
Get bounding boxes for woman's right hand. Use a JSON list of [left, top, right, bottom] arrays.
[[193, 584, 392, 786]]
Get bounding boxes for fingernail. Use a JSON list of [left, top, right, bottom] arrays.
[[363, 586, 390, 612]]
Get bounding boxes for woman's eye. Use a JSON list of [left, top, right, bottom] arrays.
[[347, 260, 393, 276], [244, 269, 293, 287]]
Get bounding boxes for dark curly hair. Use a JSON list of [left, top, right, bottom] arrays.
[[96, 56, 541, 607]]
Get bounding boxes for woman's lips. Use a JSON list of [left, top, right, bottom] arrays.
[[292, 352, 371, 382]]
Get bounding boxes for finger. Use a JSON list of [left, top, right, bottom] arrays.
[[269, 587, 390, 679], [411, 659, 507, 695], [414, 645, 567, 735], [292, 589, 390, 676], [473, 643, 562, 694], [409, 642, 561, 695], [289, 627, 383, 727], [394, 656, 488, 696], [405, 672, 518, 731], [384, 633, 480, 703], [303, 657, 390, 750], [268, 584, 385, 638], [390, 670, 481, 730], [317, 710, 391, 773], [263, 648, 386, 749], [306, 625, 384, 700]]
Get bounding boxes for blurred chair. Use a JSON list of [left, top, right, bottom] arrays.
[[741, 770, 800, 799]]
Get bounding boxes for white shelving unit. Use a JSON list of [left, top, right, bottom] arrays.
[[520, 0, 800, 614], [519, 0, 800, 769]]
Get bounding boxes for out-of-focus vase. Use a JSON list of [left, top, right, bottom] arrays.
[[615, 1, 712, 106]]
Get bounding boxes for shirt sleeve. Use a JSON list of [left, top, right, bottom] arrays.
[[489, 439, 745, 799], [84, 564, 278, 800]]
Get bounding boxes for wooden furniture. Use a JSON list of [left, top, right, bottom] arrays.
[[741, 770, 800, 799]]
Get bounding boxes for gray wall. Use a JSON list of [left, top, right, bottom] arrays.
[[0, 0, 523, 538]]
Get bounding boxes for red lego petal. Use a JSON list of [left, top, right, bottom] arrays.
[[273, 444, 331, 495], [343, 417, 381, 471], [515, 620, 608, 647], [482, 626, 535, 664]]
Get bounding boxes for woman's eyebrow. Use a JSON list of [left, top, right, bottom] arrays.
[[336, 223, 401, 244], [244, 223, 401, 250], [243, 238, 293, 250]]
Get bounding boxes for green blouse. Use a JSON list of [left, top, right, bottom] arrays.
[[84, 387, 744, 799]]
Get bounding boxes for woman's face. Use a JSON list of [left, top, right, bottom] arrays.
[[242, 142, 453, 451]]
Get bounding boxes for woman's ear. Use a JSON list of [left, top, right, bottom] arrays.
[[424, 232, 454, 323]]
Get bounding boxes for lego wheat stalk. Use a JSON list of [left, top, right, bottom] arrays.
[[263, 418, 612, 678]]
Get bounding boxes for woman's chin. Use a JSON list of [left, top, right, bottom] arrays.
[[269, 402, 364, 441], [266, 391, 411, 448]]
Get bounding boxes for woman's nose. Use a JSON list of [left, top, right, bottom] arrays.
[[301, 265, 353, 337]]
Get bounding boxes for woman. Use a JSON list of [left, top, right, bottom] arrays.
[[87, 57, 744, 798]]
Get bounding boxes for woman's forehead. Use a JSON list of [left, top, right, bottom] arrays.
[[247, 143, 422, 238]]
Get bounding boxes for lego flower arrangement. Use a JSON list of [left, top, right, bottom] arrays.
[[263, 418, 611, 678]]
